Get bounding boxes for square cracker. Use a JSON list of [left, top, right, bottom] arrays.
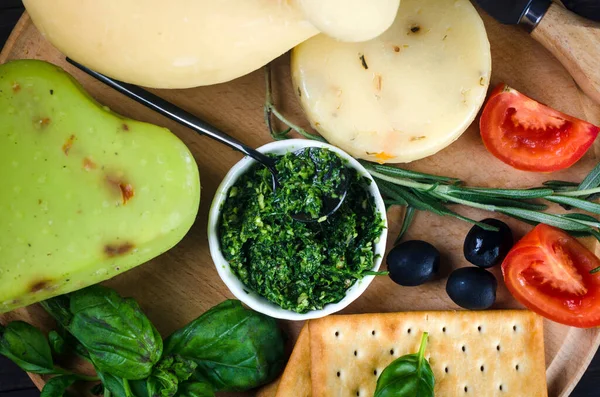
[[276, 324, 312, 397], [309, 310, 546, 397]]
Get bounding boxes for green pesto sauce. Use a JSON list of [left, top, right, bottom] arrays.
[[219, 148, 385, 313]]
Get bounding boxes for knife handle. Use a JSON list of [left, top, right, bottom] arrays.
[[531, 2, 600, 104]]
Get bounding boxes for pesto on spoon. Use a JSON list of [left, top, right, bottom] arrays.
[[219, 149, 385, 313]]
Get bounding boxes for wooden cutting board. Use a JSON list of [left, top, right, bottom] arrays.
[[2, 10, 600, 397]]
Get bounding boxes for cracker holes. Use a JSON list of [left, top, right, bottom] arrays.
[[477, 325, 482, 332], [464, 386, 468, 393], [442, 326, 447, 333], [407, 328, 412, 334], [390, 348, 395, 356], [496, 344, 501, 351], [499, 384, 503, 391], [480, 365, 484, 372], [445, 366, 449, 373], [513, 325, 518, 332], [356, 391, 360, 396], [335, 331, 340, 337], [336, 371, 341, 377], [461, 345, 466, 352], [354, 350, 358, 357], [373, 369, 378, 376], [371, 330, 376, 336], [515, 364, 520, 371]]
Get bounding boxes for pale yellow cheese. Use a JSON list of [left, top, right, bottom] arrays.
[[291, 0, 491, 163], [298, 0, 400, 42], [23, 0, 319, 88]]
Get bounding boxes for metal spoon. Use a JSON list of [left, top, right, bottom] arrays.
[[66, 58, 348, 222]]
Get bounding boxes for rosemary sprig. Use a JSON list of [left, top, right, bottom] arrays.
[[261, 64, 600, 273], [364, 161, 600, 234], [579, 162, 600, 191]]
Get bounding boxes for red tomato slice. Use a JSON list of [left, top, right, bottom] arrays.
[[480, 83, 599, 172], [502, 224, 600, 328]]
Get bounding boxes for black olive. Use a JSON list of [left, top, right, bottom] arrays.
[[446, 267, 497, 310], [463, 218, 513, 268], [387, 240, 440, 286]]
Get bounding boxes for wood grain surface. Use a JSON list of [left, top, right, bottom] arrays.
[[1, 8, 600, 397]]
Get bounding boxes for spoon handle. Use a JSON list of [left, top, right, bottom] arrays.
[[66, 58, 276, 168]]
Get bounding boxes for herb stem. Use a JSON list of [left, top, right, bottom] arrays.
[[263, 65, 325, 142], [52, 366, 99, 382], [555, 187, 600, 197], [416, 332, 429, 373], [368, 170, 435, 191], [122, 378, 133, 397], [432, 192, 496, 212]]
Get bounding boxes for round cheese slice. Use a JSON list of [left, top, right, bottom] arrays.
[[291, 0, 491, 163], [298, 0, 401, 42]]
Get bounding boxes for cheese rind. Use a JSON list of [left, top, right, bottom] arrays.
[[298, 0, 400, 42], [291, 0, 491, 163]]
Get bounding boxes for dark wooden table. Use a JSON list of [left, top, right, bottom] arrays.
[[1, 1, 600, 396]]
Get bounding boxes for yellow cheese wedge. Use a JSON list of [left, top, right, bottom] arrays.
[[298, 0, 400, 42], [291, 0, 491, 163], [23, 0, 319, 88]]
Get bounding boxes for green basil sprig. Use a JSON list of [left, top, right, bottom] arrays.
[[126, 355, 198, 397], [0, 321, 98, 396], [43, 285, 163, 380], [48, 331, 66, 356], [0, 322, 56, 374], [3, 288, 285, 396], [164, 300, 285, 392], [374, 332, 434, 397]]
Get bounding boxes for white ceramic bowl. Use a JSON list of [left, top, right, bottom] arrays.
[[207, 139, 387, 320]]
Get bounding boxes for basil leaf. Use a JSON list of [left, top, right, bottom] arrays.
[[66, 285, 163, 380], [41, 299, 92, 359], [97, 372, 139, 397], [44, 285, 162, 380], [48, 331, 66, 355], [164, 300, 285, 392], [147, 368, 178, 397], [175, 382, 214, 397], [40, 295, 73, 327], [0, 321, 56, 374], [374, 332, 434, 397], [40, 375, 79, 397], [167, 356, 197, 383], [129, 355, 198, 397]]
